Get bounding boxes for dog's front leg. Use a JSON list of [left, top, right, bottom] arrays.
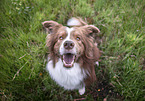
[[79, 84, 85, 95]]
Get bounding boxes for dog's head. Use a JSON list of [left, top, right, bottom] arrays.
[[43, 18, 101, 68]]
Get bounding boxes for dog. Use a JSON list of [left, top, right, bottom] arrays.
[[42, 18, 101, 95]]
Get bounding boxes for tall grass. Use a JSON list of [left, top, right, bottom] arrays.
[[0, 0, 145, 100]]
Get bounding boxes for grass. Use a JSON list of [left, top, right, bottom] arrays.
[[0, 0, 145, 100]]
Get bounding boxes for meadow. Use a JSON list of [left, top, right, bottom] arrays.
[[0, 0, 145, 100]]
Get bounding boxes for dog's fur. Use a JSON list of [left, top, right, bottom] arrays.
[[42, 18, 101, 95]]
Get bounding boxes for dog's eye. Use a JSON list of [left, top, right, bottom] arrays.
[[76, 37, 80, 41], [59, 36, 63, 40]]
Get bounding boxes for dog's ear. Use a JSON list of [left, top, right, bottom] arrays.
[[83, 25, 100, 36], [42, 21, 62, 34]]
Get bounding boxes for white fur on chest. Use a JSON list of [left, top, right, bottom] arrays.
[[46, 58, 86, 90]]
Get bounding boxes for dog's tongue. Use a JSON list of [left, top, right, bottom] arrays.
[[63, 54, 75, 67]]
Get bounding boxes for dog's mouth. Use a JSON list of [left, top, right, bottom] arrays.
[[61, 53, 76, 68]]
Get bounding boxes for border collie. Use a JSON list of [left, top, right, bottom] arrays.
[[42, 18, 101, 95]]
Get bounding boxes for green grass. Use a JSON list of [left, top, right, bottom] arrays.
[[0, 0, 145, 100]]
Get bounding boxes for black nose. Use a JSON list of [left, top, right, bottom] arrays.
[[64, 41, 74, 49]]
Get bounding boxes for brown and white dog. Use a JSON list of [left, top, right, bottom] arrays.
[[42, 18, 101, 95]]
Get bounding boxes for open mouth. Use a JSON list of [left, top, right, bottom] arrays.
[[62, 53, 75, 68]]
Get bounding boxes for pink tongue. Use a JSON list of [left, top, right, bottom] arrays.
[[63, 54, 74, 64]]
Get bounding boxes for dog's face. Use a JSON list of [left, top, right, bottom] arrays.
[[43, 21, 100, 68], [56, 27, 86, 67]]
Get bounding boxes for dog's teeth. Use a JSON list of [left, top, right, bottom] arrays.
[[63, 60, 66, 65], [71, 60, 74, 65]]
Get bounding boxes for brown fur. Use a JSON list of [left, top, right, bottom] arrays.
[[73, 26, 101, 85]]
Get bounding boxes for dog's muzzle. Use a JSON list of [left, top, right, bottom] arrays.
[[61, 41, 76, 68]]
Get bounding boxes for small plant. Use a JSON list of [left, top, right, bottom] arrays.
[[11, 0, 34, 15]]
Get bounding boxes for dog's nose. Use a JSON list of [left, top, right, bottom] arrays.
[[64, 41, 74, 49]]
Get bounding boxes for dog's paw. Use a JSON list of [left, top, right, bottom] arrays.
[[79, 87, 85, 95]]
